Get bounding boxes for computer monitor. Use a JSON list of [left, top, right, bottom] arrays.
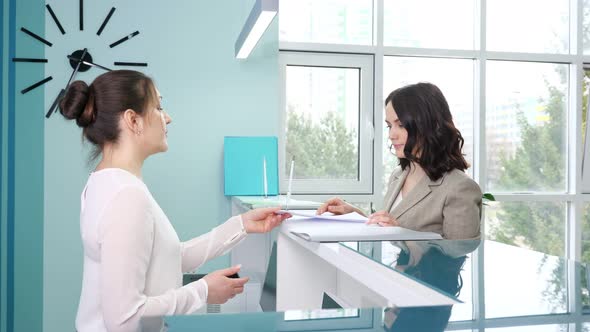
[[259, 241, 277, 312]]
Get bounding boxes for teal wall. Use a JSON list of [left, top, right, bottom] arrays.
[[13, 2, 46, 326], [1, 0, 6, 331], [2, 0, 46, 331], [1, 0, 6, 328], [42, 1, 279, 331]]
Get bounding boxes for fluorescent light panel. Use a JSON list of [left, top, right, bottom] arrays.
[[235, 0, 278, 59]]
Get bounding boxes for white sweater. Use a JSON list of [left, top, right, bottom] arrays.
[[75, 168, 247, 332]]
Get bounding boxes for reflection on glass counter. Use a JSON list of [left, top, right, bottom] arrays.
[[339, 239, 478, 331], [142, 238, 590, 332], [484, 241, 567, 318], [486, 326, 569, 332]]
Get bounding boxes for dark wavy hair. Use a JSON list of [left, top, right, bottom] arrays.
[[385, 82, 469, 181]]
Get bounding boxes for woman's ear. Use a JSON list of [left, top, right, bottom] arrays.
[[122, 109, 143, 135]]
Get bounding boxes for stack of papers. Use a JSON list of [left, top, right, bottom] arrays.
[[283, 210, 368, 222], [234, 196, 322, 210], [282, 211, 442, 242]]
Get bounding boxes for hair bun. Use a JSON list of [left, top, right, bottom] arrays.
[[59, 80, 95, 127]]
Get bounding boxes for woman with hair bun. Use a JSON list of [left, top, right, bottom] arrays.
[[64, 70, 291, 332], [316, 82, 482, 240]]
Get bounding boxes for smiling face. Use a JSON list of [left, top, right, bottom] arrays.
[[385, 101, 408, 159]]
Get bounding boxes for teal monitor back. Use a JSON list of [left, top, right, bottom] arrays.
[[224, 136, 279, 196]]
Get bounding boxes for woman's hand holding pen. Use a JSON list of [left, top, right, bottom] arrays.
[[366, 210, 399, 227], [241, 207, 291, 234]]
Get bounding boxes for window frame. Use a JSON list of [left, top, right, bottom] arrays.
[[278, 51, 375, 195], [581, 65, 590, 194], [278, 0, 590, 330]]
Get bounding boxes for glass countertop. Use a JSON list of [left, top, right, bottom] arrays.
[[338, 238, 590, 331], [143, 239, 590, 331]]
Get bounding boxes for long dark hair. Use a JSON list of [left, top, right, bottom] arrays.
[[385, 82, 468, 180]]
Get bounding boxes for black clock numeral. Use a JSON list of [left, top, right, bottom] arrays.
[[46, 5, 65, 35], [21, 76, 53, 94], [110, 31, 139, 48], [114, 62, 148, 67], [97, 7, 116, 36], [46, 89, 65, 118], [20, 28, 52, 47], [79, 0, 84, 31], [12, 58, 48, 63]]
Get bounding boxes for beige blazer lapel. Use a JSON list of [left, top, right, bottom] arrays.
[[391, 173, 445, 219], [385, 168, 408, 212]]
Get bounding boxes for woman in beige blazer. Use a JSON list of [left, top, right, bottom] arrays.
[[317, 82, 482, 240]]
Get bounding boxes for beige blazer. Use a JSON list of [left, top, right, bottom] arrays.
[[383, 167, 482, 239]]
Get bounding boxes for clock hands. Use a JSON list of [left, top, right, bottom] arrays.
[[46, 51, 142, 118], [15, 1, 146, 119], [67, 55, 112, 72], [67, 56, 148, 69], [46, 48, 88, 118]]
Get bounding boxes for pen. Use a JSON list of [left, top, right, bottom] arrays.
[[263, 156, 268, 199], [286, 159, 294, 211]]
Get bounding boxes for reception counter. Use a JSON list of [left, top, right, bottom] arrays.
[[142, 229, 590, 331]]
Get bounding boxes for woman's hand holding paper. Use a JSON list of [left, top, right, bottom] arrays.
[[241, 207, 291, 234]]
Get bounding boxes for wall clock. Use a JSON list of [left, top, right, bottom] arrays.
[[11, 0, 148, 118]]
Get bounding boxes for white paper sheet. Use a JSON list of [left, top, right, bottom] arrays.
[[282, 216, 442, 242], [280, 211, 367, 222]]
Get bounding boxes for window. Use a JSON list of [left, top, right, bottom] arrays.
[[583, 68, 590, 143], [485, 201, 566, 257], [487, 0, 569, 53], [485, 61, 568, 193], [582, 68, 590, 193], [582, 203, 590, 312], [383, 0, 475, 49], [279, 52, 374, 194], [583, 201, 590, 262], [279, 0, 373, 45], [279, 0, 590, 329], [584, 0, 590, 54]]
